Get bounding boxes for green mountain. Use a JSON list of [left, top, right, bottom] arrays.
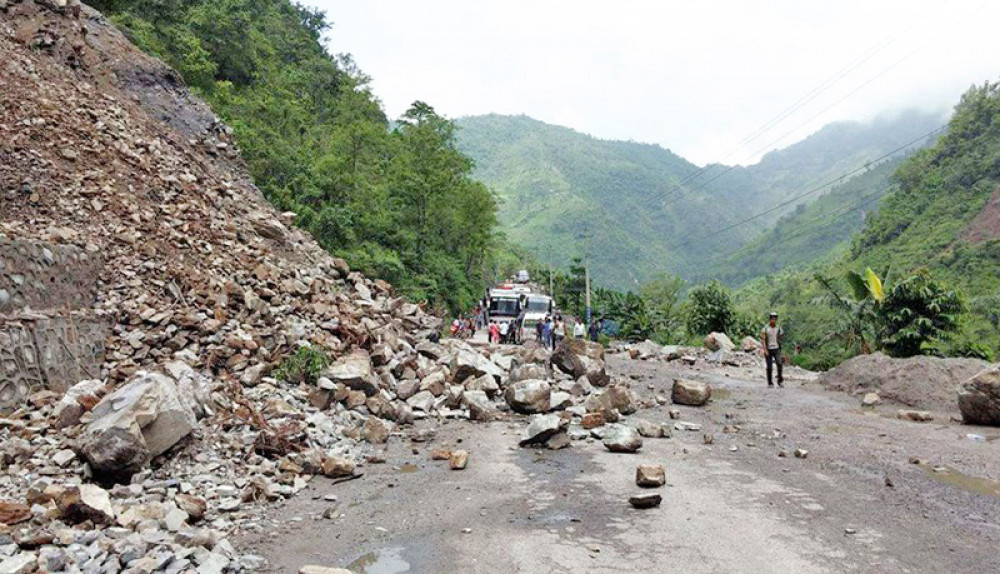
[[456, 111, 943, 289], [735, 81, 1000, 365], [700, 157, 905, 286]]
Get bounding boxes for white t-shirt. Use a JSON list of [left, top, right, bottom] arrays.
[[573, 323, 585, 337], [764, 325, 783, 349], [499, 322, 509, 335]]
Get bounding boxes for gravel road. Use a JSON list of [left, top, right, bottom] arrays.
[[240, 354, 1000, 573]]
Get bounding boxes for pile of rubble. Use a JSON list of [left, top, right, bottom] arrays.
[[0, 3, 675, 572]]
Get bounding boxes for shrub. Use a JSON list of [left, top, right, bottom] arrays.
[[274, 346, 331, 386], [686, 280, 736, 336]]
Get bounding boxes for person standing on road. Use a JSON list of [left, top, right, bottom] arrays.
[[553, 316, 566, 348], [489, 321, 500, 344], [588, 319, 600, 342], [760, 312, 784, 387], [499, 320, 510, 344], [573, 318, 585, 339]]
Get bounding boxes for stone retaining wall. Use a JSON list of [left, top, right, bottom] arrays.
[[0, 239, 109, 409], [0, 238, 102, 314]]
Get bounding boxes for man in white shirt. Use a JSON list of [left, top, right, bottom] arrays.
[[499, 321, 509, 344], [760, 312, 784, 387]]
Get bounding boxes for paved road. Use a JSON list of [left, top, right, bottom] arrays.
[[240, 355, 1000, 573]]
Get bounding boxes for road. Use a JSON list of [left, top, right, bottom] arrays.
[[239, 353, 1000, 573]]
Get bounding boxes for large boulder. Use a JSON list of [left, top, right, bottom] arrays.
[[703, 332, 735, 352], [51, 379, 105, 429], [602, 424, 643, 453], [579, 355, 610, 387], [451, 349, 504, 383], [503, 380, 552, 414], [958, 366, 1000, 426], [672, 379, 711, 406], [463, 373, 500, 398], [509, 363, 549, 382], [550, 344, 585, 378], [519, 414, 567, 446], [79, 372, 197, 477], [564, 338, 605, 361], [741, 336, 761, 353], [322, 351, 380, 396], [463, 390, 501, 421], [586, 384, 638, 417]]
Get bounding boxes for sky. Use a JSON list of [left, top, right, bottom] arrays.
[[304, 1, 998, 165]]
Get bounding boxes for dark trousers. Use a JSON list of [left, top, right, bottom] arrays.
[[765, 347, 783, 384]]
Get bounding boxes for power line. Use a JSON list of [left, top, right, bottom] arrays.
[[665, 124, 946, 253]]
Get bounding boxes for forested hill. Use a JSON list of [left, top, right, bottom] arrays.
[[736, 81, 1000, 366], [84, 0, 501, 311], [456, 111, 943, 289]]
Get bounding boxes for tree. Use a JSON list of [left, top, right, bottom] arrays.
[[640, 273, 685, 342], [880, 270, 964, 357], [686, 280, 736, 336]]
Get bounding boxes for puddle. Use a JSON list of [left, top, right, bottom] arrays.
[[923, 466, 1000, 499], [399, 463, 420, 473], [712, 388, 732, 401], [346, 547, 410, 573]]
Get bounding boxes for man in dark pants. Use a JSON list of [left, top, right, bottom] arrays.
[[760, 312, 784, 387]]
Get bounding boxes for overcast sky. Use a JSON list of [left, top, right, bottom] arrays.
[[305, 0, 998, 165]]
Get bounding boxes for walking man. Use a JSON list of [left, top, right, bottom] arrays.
[[760, 312, 784, 387]]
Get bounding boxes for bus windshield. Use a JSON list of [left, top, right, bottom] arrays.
[[489, 298, 520, 317], [525, 298, 551, 313]]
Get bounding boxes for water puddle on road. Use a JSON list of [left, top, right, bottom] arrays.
[[399, 463, 420, 473], [712, 388, 733, 401], [346, 546, 410, 573], [923, 466, 1000, 499]]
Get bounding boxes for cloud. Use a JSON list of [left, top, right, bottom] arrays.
[[309, 0, 997, 164]]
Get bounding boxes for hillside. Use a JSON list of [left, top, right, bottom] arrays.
[[456, 111, 943, 289], [84, 0, 500, 310], [734, 81, 1000, 366], [700, 157, 904, 285]]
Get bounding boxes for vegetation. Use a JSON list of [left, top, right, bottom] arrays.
[[274, 346, 331, 386], [685, 281, 737, 337], [87, 0, 501, 311], [730, 81, 1000, 367], [455, 112, 942, 289]]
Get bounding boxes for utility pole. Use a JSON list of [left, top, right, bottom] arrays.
[[583, 226, 592, 326]]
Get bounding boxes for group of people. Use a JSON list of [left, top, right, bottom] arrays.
[[533, 315, 567, 349], [487, 319, 516, 344]]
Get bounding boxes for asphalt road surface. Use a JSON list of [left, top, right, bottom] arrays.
[[240, 354, 1000, 573]]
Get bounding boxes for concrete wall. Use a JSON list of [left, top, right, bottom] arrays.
[[0, 239, 109, 409]]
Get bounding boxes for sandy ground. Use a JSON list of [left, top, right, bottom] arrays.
[[238, 353, 1000, 573]]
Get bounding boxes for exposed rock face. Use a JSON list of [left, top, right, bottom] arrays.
[[703, 332, 735, 352], [958, 366, 1000, 426], [672, 379, 711, 406], [504, 379, 552, 414], [79, 371, 197, 477]]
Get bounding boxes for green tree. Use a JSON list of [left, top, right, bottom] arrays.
[[880, 270, 964, 357], [686, 280, 736, 337]]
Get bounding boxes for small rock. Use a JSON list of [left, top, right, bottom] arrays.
[[794, 448, 809, 459], [861, 393, 880, 408], [628, 493, 662, 509], [602, 424, 643, 453], [449, 450, 468, 470], [635, 465, 666, 487], [897, 410, 934, 422], [545, 431, 571, 450]]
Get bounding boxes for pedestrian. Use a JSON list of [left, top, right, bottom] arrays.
[[588, 319, 600, 342], [489, 321, 500, 344], [535, 318, 545, 344], [499, 320, 510, 344], [760, 312, 784, 387], [553, 316, 566, 348], [542, 315, 553, 349]]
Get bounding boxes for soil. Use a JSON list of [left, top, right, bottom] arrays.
[[238, 353, 1000, 573], [963, 186, 1000, 244], [815, 352, 990, 414]]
